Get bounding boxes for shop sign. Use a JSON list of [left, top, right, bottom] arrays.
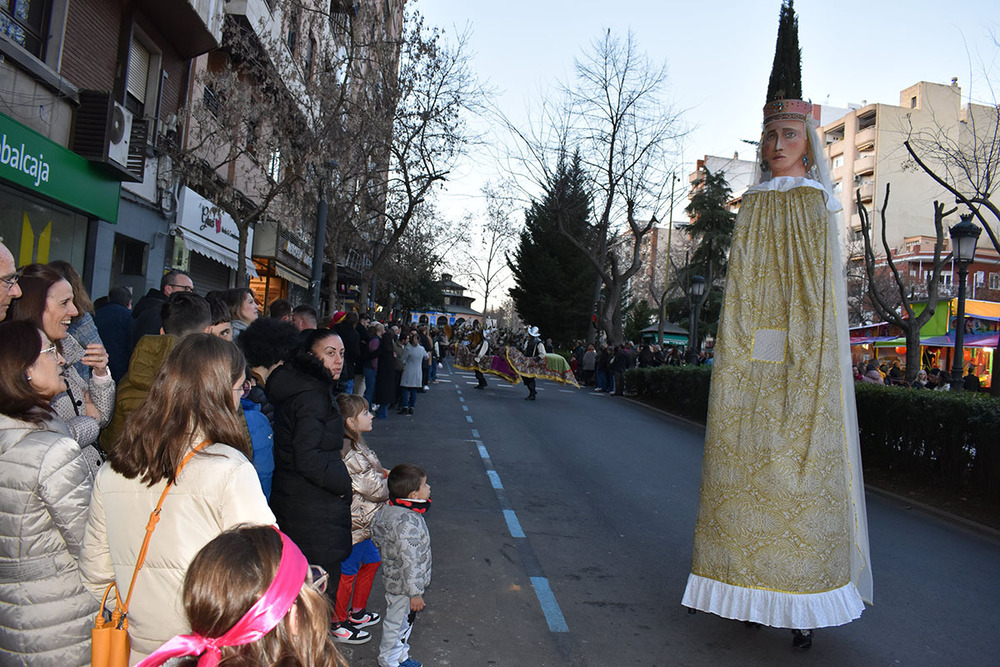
[[177, 187, 254, 269], [282, 236, 310, 263], [0, 112, 120, 221]]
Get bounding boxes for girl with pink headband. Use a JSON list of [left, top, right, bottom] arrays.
[[138, 526, 348, 667]]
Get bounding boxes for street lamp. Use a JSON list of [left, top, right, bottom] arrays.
[[688, 275, 706, 363], [949, 213, 981, 391]]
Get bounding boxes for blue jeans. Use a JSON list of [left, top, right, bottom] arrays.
[[401, 387, 417, 409], [596, 369, 609, 391], [342, 378, 354, 394], [429, 359, 438, 382]]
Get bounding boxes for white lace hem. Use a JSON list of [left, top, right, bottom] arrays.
[[681, 573, 865, 629]]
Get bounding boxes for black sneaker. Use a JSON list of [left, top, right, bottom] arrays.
[[330, 622, 371, 644], [348, 609, 381, 628]]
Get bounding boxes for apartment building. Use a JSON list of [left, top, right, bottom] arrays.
[[0, 0, 223, 297]]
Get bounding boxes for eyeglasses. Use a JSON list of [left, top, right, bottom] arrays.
[[40, 344, 59, 359], [0, 270, 21, 288], [166, 283, 194, 292]]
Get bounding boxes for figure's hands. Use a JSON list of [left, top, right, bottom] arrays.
[[82, 343, 110, 377], [410, 596, 425, 612]]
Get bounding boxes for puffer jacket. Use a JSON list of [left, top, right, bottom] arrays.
[[100, 334, 176, 452], [371, 503, 431, 598], [267, 356, 352, 574], [343, 442, 388, 544], [79, 442, 275, 664], [0, 412, 98, 667]]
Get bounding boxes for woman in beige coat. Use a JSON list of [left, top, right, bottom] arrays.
[[80, 334, 275, 664], [0, 321, 98, 667]]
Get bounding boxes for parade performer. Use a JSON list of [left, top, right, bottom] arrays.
[[454, 324, 520, 387], [506, 326, 579, 400], [681, 1, 872, 650]]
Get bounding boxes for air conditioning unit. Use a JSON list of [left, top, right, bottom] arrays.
[[72, 90, 148, 182], [107, 102, 133, 169]]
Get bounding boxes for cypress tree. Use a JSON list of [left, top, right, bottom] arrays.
[[766, 0, 802, 102], [508, 151, 597, 344]]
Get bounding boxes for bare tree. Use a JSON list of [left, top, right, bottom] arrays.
[[171, 16, 311, 287], [501, 30, 685, 343], [857, 185, 953, 382], [327, 9, 484, 309], [902, 76, 1000, 256], [457, 182, 517, 314]]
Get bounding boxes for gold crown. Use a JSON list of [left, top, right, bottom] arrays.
[[762, 98, 813, 124]]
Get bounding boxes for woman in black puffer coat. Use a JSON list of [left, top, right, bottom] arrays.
[[267, 328, 352, 586]]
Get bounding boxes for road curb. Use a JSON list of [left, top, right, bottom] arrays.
[[614, 393, 1000, 543]]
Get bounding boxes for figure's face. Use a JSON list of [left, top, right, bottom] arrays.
[[28, 331, 67, 399], [240, 291, 259, 323], [42, 279, 78, 341], [312, 334, 344, 378], [0, 244, 21, 321], [762, 120, 808, 178]]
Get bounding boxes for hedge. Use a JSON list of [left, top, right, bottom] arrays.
[[625, 366, 1000, 501]]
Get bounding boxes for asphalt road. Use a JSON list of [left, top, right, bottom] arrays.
[[339, 364, 1000, 667]]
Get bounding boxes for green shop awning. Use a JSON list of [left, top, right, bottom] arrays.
[[0, 112, 120, 221]]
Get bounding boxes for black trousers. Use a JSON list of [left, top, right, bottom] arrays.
[[475, 370, 487, 386], [524, 376, 536, 397]]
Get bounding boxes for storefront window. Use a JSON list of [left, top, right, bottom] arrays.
[[0, 184, 87, 267]]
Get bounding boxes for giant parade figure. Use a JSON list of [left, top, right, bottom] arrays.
[[681, 0, 872, 650]]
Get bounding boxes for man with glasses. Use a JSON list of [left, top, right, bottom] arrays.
[[0, 240, 22, 321], [131, 270, 195, 351]]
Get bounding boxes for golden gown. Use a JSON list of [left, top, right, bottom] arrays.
[[682, 177, 872, 629]]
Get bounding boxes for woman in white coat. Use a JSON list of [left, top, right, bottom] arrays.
[[398, 332, 429, 415], [80, 334, 275, 664]]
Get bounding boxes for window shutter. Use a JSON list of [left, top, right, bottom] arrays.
[[127, 39, 150, 105]]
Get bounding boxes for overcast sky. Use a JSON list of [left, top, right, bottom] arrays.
[[415, 0, 999, 308]]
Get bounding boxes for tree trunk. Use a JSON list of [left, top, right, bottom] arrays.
[[904, 325, 922, 384], [235, 221, 249, 289], [586, 274, 602, 346]]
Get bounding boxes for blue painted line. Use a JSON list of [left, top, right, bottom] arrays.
[[462, 405, 469, 412], [456, 389, 462, 395], [503, 509, 525, 538], [466, 415, 474, 423], [459, 397, 465, 403], [471, 429, 480, 438], [477, 444, 489, 459], [487, 470, 503, 489], [530, 577, 569, 633]]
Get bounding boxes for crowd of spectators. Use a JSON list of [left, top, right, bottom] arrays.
[[0, 238, 434, 667]]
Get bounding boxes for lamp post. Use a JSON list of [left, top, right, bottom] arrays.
[[688, 274, 706, 364], [948, 213, 981, 391]]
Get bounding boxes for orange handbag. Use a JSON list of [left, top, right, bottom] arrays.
[[90, 441, 209, 667]]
